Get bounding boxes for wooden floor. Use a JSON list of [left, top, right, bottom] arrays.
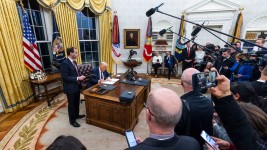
[[0, 74, 180, 141], [0, 99, 45, 141]]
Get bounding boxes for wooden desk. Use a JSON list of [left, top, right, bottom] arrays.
[[83, 76, 151, 134], [26, 73, 62, 106]]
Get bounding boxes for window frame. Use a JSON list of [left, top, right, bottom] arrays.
[[76, 10, 100, 67]]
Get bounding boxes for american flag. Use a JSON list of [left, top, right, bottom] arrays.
[[22, 11, 43, 72]]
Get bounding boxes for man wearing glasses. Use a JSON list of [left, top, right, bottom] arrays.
[[127, 88, 200, 150]]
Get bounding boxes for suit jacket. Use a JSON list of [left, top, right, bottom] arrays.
[[175, 91, 213, 146], [61, 58, 80, 94], [126, 135, 201, 150], [164, 55, 176, 68], [87, 67, 111, 88], [182, 47, 195, 61], [213, 95, 266, 150], [213, 56, 235, 79]]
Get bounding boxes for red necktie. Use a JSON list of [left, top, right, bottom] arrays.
[[188, 48, 190, 58], [72, 60, 79, 76]]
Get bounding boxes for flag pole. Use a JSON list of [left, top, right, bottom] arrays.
[[146, 62, 149, 75]]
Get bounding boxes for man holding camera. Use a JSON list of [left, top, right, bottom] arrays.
[[127, 88, 201, 150], [175, 68, 213, 147]]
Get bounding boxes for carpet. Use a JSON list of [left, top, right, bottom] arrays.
[[1, 78, 183, 150]]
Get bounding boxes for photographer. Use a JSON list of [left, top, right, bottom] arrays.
[[175, 68, 213, 147], [152, 52, 162, 78], [210, 68, 266, 150]]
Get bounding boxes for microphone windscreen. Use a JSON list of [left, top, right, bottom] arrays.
[[146, 8, 155, 17], [191, 27, 201, 36], [159, 29, 166, 36]]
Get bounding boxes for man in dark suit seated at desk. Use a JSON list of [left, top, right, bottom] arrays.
[[127, 88, 201, 150], [86, 62, 112, 88]]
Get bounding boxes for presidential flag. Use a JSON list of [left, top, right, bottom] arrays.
[[175, 15, 185, 63], [143, 17, 152, 62], [112, 14, 122, 64], [51, 11, 65, 64], [22, 9, 43, 72]]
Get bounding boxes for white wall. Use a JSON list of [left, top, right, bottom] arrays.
[[110, 0, 267, 74]]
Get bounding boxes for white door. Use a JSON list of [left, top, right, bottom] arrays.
[[193, 25, 223, 46]]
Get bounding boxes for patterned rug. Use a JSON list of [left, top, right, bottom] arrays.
[[0, 78, 183, 150], [0, 94, 67, 150]]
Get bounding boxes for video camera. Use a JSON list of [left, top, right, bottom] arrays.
[[244, 51, 267, 67]]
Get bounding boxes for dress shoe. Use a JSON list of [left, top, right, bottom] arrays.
[[77, 114, 85, 119], [71, 122, 81, 127]]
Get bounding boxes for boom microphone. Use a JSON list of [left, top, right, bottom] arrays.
[[159, 26, 173, 36], [191, 22, 204, 36], [159, 29, 166, 36], [146, 3, 164, 17]]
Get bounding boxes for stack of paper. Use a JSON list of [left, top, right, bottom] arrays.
[[102, 78, 119, 85]]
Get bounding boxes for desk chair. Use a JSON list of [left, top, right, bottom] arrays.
[[77, 64, 92, 103]]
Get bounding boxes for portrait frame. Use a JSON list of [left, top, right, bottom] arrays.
[[124, 29, 140, 49]]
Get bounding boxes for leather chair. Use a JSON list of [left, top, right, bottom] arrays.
[[77, 64, 93, 102]]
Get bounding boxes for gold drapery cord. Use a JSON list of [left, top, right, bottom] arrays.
[[37, 0, 108, 13], [54, 3, 81, 63], [99, 10, 113, 73], [0, 0, 33, 113]]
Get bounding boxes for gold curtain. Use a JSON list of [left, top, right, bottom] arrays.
[[54, 3, 81, 63], [0, 0, 33, 113], [99, 10, 113, 73], [37, 0, 108, 13]]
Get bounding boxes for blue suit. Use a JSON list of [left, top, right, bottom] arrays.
[[61, 58, 81, 124], [86, 67, 111, 88]]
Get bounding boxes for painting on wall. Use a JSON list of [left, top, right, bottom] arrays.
[[124, 29, 140, 49]]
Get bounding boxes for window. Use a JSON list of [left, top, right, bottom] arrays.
[[17, 0, 52, 72], [76, 9, 99, 67]]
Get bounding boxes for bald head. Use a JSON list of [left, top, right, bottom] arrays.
[[181, 68, 200, 92], [147, 88, 182, 128]]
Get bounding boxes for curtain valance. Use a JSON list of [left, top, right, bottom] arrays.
[[37, 0, 111, 13]]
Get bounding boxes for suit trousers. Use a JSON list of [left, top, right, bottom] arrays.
[[182, 62, 193, 72], [66, 92, 80, 124]]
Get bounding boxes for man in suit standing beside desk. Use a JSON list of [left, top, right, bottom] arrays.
[[61, 47, 86, 128], [87, 62, 112, 88]]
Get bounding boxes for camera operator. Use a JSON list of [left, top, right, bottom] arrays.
[[249, 54, 261, 81], [213, 48, 235, 79]]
